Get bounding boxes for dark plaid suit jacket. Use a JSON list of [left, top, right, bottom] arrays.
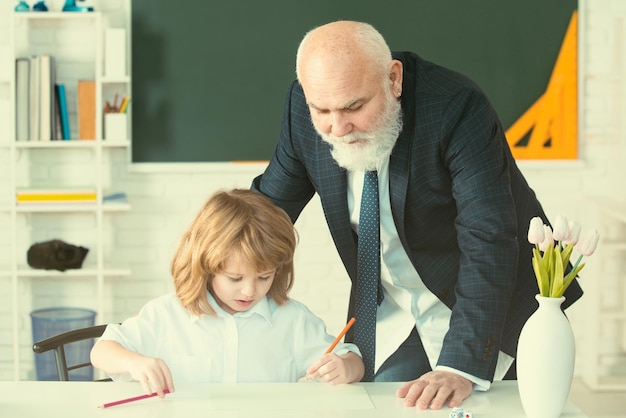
[[252, 51, 583, 381]]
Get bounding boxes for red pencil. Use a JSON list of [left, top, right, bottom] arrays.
[[98, 388, 170, 409], [325, 317, 356, 354]]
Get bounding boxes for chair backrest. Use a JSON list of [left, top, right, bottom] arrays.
[[32, 324, 109, 381]]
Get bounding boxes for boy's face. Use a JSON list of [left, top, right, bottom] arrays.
[[211, 252, 276, 314]]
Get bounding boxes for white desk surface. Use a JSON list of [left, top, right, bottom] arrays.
[[0, 380, 588, 418]]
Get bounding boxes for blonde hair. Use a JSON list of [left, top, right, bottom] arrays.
[[171, 189, 297, 316]]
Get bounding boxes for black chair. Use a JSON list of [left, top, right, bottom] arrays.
[[32, 324, 109, 381]]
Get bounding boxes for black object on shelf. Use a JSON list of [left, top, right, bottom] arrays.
[[27, 239, 89, 271]]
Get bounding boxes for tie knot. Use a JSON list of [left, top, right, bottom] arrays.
[[364, 170, 378, 185], [363, 171, 378, 200]]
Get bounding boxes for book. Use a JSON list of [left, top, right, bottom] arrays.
[[39, 54, 53, 141], [17, 187, 97, 204], [29, 55, 40, 141], [17, 187, 96, 195], [103, 192, 128, 204], [53, 86, 62, 140], [15, 57, 30, 141], [17, 194, 97, 203], [17, 200, 97, 206], [49, 56, 58, 140], [77, 80, 96, 140], [55, 84, 70, 140]]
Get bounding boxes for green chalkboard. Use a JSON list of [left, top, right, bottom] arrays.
[[131, 0, 577, 163]]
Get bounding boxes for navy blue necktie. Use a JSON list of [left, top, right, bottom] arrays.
[[353, 170, 381, 382]]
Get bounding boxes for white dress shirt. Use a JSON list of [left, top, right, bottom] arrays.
[[347, 157, 512, 390], [100, 292, 360, 383]]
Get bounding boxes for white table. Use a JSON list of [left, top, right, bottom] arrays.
[[0, 380, 588, 417]]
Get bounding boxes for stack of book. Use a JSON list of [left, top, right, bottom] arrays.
[[16, 188, 97, 205], [15, 54, 81, 141]]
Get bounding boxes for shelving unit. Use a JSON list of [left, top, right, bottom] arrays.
[[582, 197, 626, 391], [0, 3, 132, 380]]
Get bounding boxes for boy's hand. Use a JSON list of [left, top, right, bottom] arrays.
[[306, 353, 348, 384], [127, 356, 175, 397], [306, 352, 364, 384]]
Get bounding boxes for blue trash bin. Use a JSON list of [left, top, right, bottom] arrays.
[[30, 307, 97, 381]]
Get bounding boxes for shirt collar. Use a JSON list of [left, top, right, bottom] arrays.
[[348, 156, 390, 183], [188, 292, 274, 326]]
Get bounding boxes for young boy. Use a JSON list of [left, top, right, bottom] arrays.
[[90, 189, 364, 396]]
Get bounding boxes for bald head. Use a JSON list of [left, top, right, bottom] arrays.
[[293, 21, 404, 172], [295, 21, 393, 83]]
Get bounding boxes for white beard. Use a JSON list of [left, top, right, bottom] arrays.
[[317, 94, 403, 172]]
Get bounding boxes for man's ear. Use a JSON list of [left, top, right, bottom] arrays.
[[389, 60, 403, 97]]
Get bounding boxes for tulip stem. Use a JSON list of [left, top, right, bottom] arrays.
[[571, 254, 582, 271]]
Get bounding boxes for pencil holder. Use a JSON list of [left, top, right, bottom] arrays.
[[104, 113, 128, 141]]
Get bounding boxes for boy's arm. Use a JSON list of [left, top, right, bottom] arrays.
[[90, 340, 174, 396], [341, 351, 365, 383]]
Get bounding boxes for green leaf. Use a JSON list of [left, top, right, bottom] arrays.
[[556, 262, 586, 297], [542, 245, 553, 292], [551, 246, 565, 297], [561, 242, 574, 267], [532, 248, 550, 296]]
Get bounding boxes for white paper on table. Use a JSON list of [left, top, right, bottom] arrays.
[[169, 383, 375, 411]]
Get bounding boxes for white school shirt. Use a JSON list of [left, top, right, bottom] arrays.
[[348, 157, 513, 390], [100, 292, 360, 383]]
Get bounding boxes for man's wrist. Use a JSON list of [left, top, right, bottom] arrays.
[[435, 365, 491, 391]]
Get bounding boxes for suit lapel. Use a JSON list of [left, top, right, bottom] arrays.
[[388, 75, 415, 254]]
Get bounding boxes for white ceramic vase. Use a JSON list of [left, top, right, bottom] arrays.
[[517, 295, 575, 418]]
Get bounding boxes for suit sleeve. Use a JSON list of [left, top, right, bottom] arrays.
[[435, 87, 519, 380], [251, 81, 316, 222]]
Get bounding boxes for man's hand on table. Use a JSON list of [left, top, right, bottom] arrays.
[[396, 370, 473, 410]]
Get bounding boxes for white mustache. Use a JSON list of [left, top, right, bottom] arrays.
[[324, 133, 374, 145]]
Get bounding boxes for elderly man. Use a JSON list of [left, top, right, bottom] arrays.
[[252, 20, 582, 409]]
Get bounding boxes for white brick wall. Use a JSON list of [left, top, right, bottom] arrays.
[[1, 0, 624, 384]]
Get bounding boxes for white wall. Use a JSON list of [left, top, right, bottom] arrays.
[[1, 0, 625, 383]]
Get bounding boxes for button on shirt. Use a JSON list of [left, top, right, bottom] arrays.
[[100, 293, 360, 383], [347, 157, 512, 390]]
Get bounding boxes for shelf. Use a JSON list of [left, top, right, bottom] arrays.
[[584, 195, 626, 392], [583, 375, 626, 391], [101, 76, 131, 84], [5, 1, 131, 382], [16, 265, 131, 278], [0, 267, 132, 279], [102, 201, 131, 212], [1, 140, 130, 149], [15, 202, 130, 213], [598, 310, 626, 320], [13, 11, 99, 21], [601, 241, 626, 251], [2, 203, 130, 213], [102, 140, 131, 148], [14, 140, 99, 149], [588, 196, 626, 224]]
